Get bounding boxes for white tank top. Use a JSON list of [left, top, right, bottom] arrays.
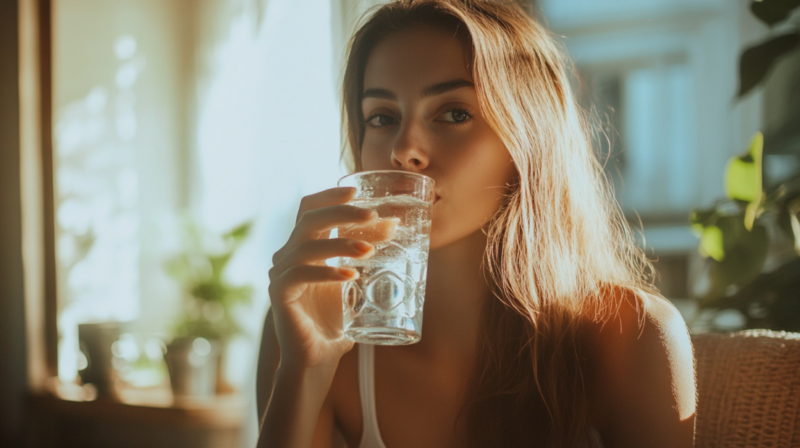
[[358, 344, 387, 448], [356, 343, 604, 448]]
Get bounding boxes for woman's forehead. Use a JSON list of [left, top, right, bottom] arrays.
[[362, 25, 472, 93]]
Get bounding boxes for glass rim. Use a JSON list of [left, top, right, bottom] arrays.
[[337, 170, 434, 186]]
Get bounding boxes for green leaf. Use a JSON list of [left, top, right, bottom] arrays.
[[191, 281, 226, 302], [208, 252, 233, 279], [700, 225, 725, 261], [790, 198, 800, 255], [727, 158, 759, 202], [690, 209, 717, 227], [737, 33, 800, 98], [701, 217, 769, 305], [750, 0, 800, 26], [726, 133, 764, 227], [225, 221, 252, 243], [744, 198, 765, 231]]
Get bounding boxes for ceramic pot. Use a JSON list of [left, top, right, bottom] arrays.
[[164, 337, 221, 400], [78, 322, 123, 399]]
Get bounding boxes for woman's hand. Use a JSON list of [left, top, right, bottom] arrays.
[[268, 186, 376, 372]]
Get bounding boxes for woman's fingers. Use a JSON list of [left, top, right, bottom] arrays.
[[292, 204, 377, 242], [273, 204, 375, 265], [268, 265, 357, 307], [271, 186, 373, 266], [295, 187, 356, 224], [338, 217, 399, 244], [270, 238, 373, 280]]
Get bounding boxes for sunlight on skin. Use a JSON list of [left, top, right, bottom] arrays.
[[663, 310, 697, 421]]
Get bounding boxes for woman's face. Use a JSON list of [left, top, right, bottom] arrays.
[[361, 26, 517, 250]]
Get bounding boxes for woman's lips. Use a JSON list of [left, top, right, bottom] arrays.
[[434, 195, 441, 204]]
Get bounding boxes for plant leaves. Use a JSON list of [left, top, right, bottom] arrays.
[[690, 209, 717, 227], [727, 158, 760, 202], [737, 33, 800, 98], [191, 281, 227, 302], [701, 216, 769, 306], [790, 197, 800, 254], [700, 225, 725, 261], [225, 221, 252, 243], [744, 199, 764, 231], [750, 0, 800, 26], [726, 133, 765, 230], [208, 252, 233, 279], [167, 218, 254, 341]]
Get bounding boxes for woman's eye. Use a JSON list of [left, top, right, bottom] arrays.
[[366, 114, 396, 127], [440, 108, 473, 124]]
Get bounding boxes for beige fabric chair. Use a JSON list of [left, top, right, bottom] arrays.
[[693, 329, 800, 447]]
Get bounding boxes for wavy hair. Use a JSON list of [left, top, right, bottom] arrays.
[[341, 1, 656, 445]]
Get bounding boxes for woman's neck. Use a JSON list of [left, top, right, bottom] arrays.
[[411, 229, 492, 365]]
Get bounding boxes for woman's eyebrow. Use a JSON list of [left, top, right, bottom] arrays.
[[420, 78, 474, 98], [362, 78, 475, 102]]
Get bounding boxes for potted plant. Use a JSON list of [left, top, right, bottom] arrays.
[[690, 0, 800, 331], [163, 219, 253, 399]]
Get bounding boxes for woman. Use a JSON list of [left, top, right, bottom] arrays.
[[257, 1, 696, 447]]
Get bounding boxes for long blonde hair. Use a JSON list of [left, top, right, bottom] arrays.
[[342, 1, 655, 445]]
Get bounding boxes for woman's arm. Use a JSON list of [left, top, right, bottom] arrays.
[[591, 293, 696, 448], [259, 361, 338, 448], [256, 308, 280, 426], [256, 306, 340, 448], [256, 187, 376, 447]]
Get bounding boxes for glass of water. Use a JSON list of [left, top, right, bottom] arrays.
[[337, 170, 434, 345]]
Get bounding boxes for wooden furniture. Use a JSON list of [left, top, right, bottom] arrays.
[[26, 388, 244, 448]]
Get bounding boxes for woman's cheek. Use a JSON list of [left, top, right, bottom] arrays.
[[360, 143, 388, 170]]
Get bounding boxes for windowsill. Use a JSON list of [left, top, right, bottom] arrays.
[[27, 381, 244, 430]]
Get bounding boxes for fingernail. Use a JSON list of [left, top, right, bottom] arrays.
[[358, 209, 377, 220], [338, 268, 358, 279], [352, 241, 373, 253]]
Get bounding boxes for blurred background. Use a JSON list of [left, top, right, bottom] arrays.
[[1, 0, 798, 447]]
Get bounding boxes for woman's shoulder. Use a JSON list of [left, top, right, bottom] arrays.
[[583, 288, 695, 402], [585, 288, 696, 440], [585, 288, 690, 349]]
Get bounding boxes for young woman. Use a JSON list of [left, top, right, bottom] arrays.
[[257, 1, 696, 447]]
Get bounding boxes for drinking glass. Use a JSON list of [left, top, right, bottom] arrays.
[[337, 170, 434, 345]]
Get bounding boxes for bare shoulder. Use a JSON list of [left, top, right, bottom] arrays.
[[591, 290, 692, 350], [586, 290, 696, 447]]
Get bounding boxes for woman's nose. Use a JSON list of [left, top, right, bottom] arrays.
[[391, 123, 429, 171]]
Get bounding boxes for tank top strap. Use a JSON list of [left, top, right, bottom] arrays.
[[358, 344, 388, 448]]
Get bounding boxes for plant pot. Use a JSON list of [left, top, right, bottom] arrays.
[[215, 343, 237, 395], [164, 337, 221, 400], [78, 322, 124, 400]]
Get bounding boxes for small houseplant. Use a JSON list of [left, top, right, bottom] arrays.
[[689, 0, 800, 331], [690, 133, 800, 330], [163, 219, 253, 398]]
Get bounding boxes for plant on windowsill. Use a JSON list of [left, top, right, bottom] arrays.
[[689, 0, 800, 332], [163, 220, 253, 399]]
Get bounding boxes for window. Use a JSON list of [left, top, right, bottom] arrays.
[[47, 1, 386, 445]]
